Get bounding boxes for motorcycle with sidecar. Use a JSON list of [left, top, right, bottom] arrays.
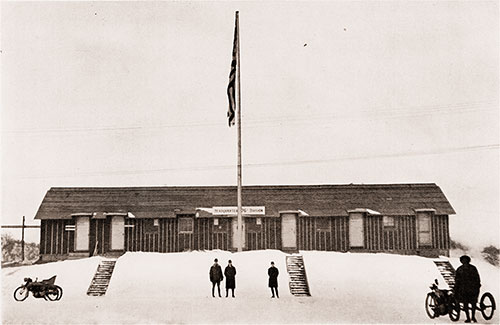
[[13, 276, 63, 301]]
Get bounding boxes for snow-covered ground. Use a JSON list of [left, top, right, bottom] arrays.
[[2, 250, 499, 324]]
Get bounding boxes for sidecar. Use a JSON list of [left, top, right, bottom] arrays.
[[14, 276, 63, 301]]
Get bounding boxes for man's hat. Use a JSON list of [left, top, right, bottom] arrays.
[[271, 261, 274, 265], [214, 258, 218, 262], [460, 255, 471, 264], [228, 260, 232, 263]]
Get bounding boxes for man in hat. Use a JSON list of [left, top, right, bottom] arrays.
[[224, 260, 237, 298], [209, 258, 224, 297], [268, 261, 279, 298], [454, 255, 481, 323]]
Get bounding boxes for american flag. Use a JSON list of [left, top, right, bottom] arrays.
[[227, 12, 238, 127]]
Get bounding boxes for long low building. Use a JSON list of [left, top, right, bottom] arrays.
[[34, 184, 455, 261]]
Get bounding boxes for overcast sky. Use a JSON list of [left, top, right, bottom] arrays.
[[1, 1, 498, 247]]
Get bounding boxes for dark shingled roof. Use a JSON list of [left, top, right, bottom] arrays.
[[34, 183, 455, 220]]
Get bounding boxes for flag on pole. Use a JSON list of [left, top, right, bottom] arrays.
[[227, 12, 238, 127]]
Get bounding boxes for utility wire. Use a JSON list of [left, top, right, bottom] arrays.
[[3, 101, 497, 135], [15, 143, 499, 180]]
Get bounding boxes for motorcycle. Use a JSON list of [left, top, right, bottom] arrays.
[[13, 275, 63, 301], [425, 279, 460, 321], [425, 279, 496, 322]]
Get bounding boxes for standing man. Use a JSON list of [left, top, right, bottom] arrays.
[[209, 258, 224, 298], [454, 255, 481, 323], [224, 260, 237, 298], [268, 261, 279, 298]]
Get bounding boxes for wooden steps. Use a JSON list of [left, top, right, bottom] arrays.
[[286, 255, 311, 297], [433, 260, 456, 289], [87, 259, 117, 296]]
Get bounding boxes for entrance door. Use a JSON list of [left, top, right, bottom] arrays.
[[178, 216, 194, 251], [416, 212, 432, 247], [281, 213, 297, 250], [75, 216, 90, 252], [111, 216, 125, 251], [349, 212, 364, 248]]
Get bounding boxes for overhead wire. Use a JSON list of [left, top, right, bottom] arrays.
[[14, 143, 499, 180], [2, 100, 497, 135]]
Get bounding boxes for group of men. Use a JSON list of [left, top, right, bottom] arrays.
[[209, 259, 280, 298]]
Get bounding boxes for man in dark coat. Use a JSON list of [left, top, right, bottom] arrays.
[[224, 260, 237, 298], [454, 255, 481, 323], [268, 261, 279, 298], [209, 258, 224, 298]]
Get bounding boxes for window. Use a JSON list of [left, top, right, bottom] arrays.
[[246, 218, 262, 232], [178, 217, 194, 233], [144, 219, 157, 233], [417, 212, 432, 246], [213, 218, 227, 233], [316, 218, 331, 232], [383, 216, 395, 227]]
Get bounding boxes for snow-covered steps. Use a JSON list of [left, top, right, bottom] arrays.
[[87, 259, 117, 296], [433, 260, 456, 289], [286, 255, 311, 297]]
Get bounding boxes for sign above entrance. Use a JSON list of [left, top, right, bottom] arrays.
[[212, 206, 265, 216]]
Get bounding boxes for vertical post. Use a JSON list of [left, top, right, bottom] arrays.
[[21, 216, 25, 262], [236, 11, 243, 252]]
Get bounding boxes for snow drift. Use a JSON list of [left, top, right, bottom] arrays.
[[2, 250, 499, 324]]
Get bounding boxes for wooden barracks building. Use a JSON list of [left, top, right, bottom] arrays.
[[35, 184, 455, 261]]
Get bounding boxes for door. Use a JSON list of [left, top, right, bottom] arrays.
[[417, 212, 432, 247], [178, 216, 194, 251], [349, 212, 364, 248], [245, 218, 262, 250], [281, 213, 297, 249], [111, 216, 125, 251], [75, 216, 90, 251]]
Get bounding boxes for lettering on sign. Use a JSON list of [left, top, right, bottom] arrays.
[[212, 206, 265, 215]]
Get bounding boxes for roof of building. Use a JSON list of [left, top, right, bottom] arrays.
[[34, 183, 455, 219]]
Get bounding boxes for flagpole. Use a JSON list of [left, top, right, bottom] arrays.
[[235, 11, 243, 252]]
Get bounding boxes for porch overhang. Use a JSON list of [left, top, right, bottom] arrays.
[[347, 208, 381, 215]]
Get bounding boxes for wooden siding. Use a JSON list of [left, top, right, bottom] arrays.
[[363, 215, 448, 252], [431, 215, 450, 250], [40, 219, 75, 255], [379, 216, 417, 251], [89, 219, 110, 255], [40, 214, 450, 256], [296, 215, 447, 253], [245, 217, 281, 251], [364, 216, 383, 250], [363, 216, 421, 251], [297, 217, 349, 251], [195, 218, 232, 251], [125, 217, 232, 252], [125, 219, 174, 252]]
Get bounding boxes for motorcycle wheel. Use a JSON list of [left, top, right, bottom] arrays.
[[425, 293, 438, 319], [448, 299, 460, 322], [46, 288, 59, 301], [480, 292, 496, 320], [55, 286, 63, 301], [13, 286, 28, 302]]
